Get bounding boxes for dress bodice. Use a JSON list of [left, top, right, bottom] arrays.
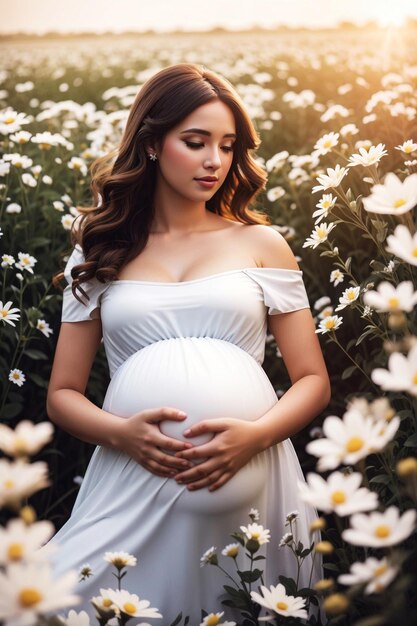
[[61, 244, 311, 377]]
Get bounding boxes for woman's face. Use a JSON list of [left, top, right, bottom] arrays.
[[154, 100, 236, 203]]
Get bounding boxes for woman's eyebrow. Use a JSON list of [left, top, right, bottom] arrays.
[[180, 128, 237, 139]]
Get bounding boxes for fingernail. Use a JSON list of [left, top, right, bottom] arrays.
[[184, 429, 191, 435], [178, 411, 187, 417]]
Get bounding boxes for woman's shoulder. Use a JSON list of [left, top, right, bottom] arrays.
[[234, 223, 301, 271]]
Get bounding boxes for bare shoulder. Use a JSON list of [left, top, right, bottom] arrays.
[[237, 223, 301, 270]]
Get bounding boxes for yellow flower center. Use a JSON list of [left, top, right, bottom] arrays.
[[19, 588, 42, 607], [325, 318, 336, 329], [346, 437, 364, 453], [13, 436, 28, 454], [413, 372, 417, 385], [5, 117, 16, 124], [317, 227, 326, 238], [8, 542, 24, 560], [251, 531, 260, 539], [375, 525, 390, 538], [12, 373, 21, 380], [21, 258, 30, 265], [14, 161, 22, 168], [388, 297, 400, 310], [404, 146, 413, 153], [374, 564, 388, 577], [102, 598, 113, 607], [413, 248, 417, 257], [73, 162, 82, 169], [393, 198, 406, 209], [322, 200, 331, 208], [39, 143, 52, 150], [276, 602, 288, 611], [227, 547, 239, 557], [347, 290, 356, 300], [206, 617, 220, 626], [331, 490, 346, 504], [122, 602, 136, 614], [4, 479, 14, 489], [1, 310, 7, 317], [323, 140, 332, 148]]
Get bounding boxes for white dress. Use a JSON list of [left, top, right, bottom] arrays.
[[47, 244, 323, 623]]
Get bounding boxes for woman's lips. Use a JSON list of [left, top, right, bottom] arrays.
[[194, 178, 218, 189]]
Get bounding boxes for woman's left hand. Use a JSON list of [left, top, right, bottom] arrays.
[[173, 418, 265, 492]]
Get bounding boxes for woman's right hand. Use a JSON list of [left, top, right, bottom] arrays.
[[115, 407, 195, 478]]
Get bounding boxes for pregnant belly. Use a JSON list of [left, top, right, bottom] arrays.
[[101, 338, 278, 512]]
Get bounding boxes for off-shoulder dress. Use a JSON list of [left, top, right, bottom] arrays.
[[47, 244, 323, 623]]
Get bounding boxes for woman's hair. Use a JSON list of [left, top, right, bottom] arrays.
[[54, 63, 271, 302]]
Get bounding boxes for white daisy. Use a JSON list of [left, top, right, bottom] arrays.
[[305, 409, 399, 471], [335, 286, 361, 311], [312, 193, 337, 224], [62, 214, 76, 230], [0, 518, 56, 565], [0, 562, 79, 625], [362, 172, 417, 215], [0, 459, 49, 508], [318, 305, 334, 319], [58, 609, 91, 626], [338, 556, 398, 594], [0, 420, 54, 458], [363, 280, 417, 312], [221, 543, 240, 558], [314, 296, 331, 310], [1, 255, 16, 268], [105, 588, 162, 619], [103, 551, 137, 569], [199, 611, 236, 626], [330, 269, 344, 286], [312, 164, 348, 193], [240, 523, 271, 545], [15, 252, 37, 274], [200, 546, 218, 567], [0, 301, 20, 327], [339, 123, 359, 137], [53, 200, 65, 212], [347, 143, 388, 167], [371, 343, 417, 395], [6, 203, 22, 214], [342, 506, 416, 547], [250, 583, 308, 621], [266, 186, 286, 202], [21, 173, 37, 187], [3, 153, 33, 169], [68, 157, 87, 176], [278, 532, 293, 547], [8, 369, 26, 387], [303, 222, 337, 249], [297, 471, 379, 516], [36, 319, 53, 338], [9, 130, 32, 144], [315, 315, 343, 334], [395, 140, 417, 154], [314, 131, 340, 156], [249, 507, 260, 521], [386, 224, 417, 265], [0, 109, 31, 135]]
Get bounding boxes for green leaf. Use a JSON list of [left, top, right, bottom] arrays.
[[278, 575, 297, 595], [341, 365, 357, 380], [238, 568, 263, 583], [369, 474, 391, 485], [23, 349, 48, 360], [404, 433, 417, 447], [1, 403, 24, 419], [27, 372, 48, 389]]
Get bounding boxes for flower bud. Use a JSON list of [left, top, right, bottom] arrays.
[[314, 578, 335, 592], [315, 541, 334, 554], [310, 517, 327, 532], [323, 593, 349, 616], [20, 505, 37, 525], [396, 457, 417, 478]]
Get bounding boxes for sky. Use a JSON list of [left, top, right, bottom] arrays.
[[2, 0, 417, 34]]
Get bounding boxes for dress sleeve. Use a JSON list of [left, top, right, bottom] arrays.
[[61, 244, 109, 322], [243, 267, 311, 315]]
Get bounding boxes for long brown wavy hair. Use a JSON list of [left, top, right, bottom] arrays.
[[55, 63, 271, 303]]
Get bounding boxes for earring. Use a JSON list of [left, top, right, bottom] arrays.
[[149, 153, 158, 161]]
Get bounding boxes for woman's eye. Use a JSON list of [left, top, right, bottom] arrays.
[[184, 140, 234, 152]]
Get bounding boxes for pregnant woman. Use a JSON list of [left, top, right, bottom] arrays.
[[46, 63, 331, 623]]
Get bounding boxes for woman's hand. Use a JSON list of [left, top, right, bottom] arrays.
[[115, 407, 194, 478], [173, 418, 265, 492]]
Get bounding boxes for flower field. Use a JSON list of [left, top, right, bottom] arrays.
[[0, 27, 417, 625]]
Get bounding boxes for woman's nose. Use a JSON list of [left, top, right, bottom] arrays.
[[204, 148, 222, 169]]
